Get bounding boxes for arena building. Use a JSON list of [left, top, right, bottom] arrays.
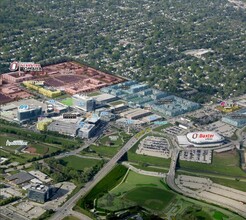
[[177, 131, 225, 148]]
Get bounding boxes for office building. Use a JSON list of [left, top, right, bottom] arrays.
[[73, 94, 95, 112], [47, 120, 80, 137], [100, 81, 200, 117], [79, 123, 97, 138], [28, 184, 52, 203], [222, 108, 246, 128], [120, 108, 152, 120], [17, 106, 42, 123]]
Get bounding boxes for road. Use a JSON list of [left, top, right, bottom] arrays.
[[50, 132, 148, 220], [0, 205, 29, 220], [165, 136, 246, 218], [122, 162, 166, 178]]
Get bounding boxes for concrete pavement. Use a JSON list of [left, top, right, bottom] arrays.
[[50, 133, 149, 220]]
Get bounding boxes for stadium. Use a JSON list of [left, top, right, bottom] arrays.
[[177, 131, 225, 148]]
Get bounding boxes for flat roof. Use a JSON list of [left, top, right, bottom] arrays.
[[80, 123, 95, 131], [7, 172, 34, 185], [93, 93, 116, 102]]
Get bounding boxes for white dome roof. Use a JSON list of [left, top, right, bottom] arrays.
[[187, 131, 224, 144]]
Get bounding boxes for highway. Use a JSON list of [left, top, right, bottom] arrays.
[[165, 136, 246, 218], [50, 132, 147, 220]]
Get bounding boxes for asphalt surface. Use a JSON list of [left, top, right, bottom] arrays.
[[50, 133, 146, 220]]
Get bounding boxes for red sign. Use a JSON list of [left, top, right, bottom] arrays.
[[192, 133, 214, 139], [192, 133, 198, 139], [9, 61, 42, 72], [9, 61, 19, 71]]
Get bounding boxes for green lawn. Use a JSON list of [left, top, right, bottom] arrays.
[[111, 171, 167, 195], [0, 135, 18, 146], [29, 143, 59, 155], [213, 211, 229, 220], [90, 145, 119, 158], [98, 134, 123, 147], [178, 206, 213, 220], [61, 156, 103, 171], [97, 170, 174, 212], [98, 131, 131, 146], [89, 131, 132, 158], [76, 165, 128, 210], [153, 123, 173, 132], [0, 132, 61, 164], [127, 151, 171, 168], [60, 97, 73, 106], [179, 150, 246, 178], [125, 187, 175, 211], [210, 177, 246, 192], [62, 216, 80, 220], [0, 149, 34, 164], [133, 164, 169, 173], [75, 165, 243, 220]]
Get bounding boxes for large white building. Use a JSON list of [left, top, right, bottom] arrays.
[[73, 94, 95, 112], [177, 131, 225, 148]]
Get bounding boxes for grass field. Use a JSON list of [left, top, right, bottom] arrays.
[[127, 152, 171, 168], [0, 149, 34, 164], [97, 170, 174, 212], [210, 177, 246, 192], [76, 165, 243, 220], [76, 165, 128, 210], [111, 170, 167, 194], [133, 164, 169, 173], [89, 145, 119, 158], [62, 216, 80, 220], [178, 150, 246, 178], [89, 132, 131, 158], [98, 134, 123, 147], [213, 211, 229, 220], [29, 143, 59, 155], [0, 135, 18, 147], [153, 123, 173, 132], [178, 206, 213, 220], [60, 97, 73, 106], [61, 156, 103, 171], [0, 132, 62, 164], [125, 187, 175, 211]]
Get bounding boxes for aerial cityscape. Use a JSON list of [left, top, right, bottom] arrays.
[[0, 1, 246, 220]]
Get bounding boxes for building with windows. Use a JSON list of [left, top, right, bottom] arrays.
[[28, 184, 52, 203], [47, 120, 80, 137], [100, 81, 200, 117], [73, 94, 95, 112], [79, 123, 97, 138], [17, 106, 42, 123], [222, 109, 246, 128]]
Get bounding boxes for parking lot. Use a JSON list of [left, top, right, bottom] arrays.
[[180, 149, 212, 164], [164, 126, 183, 135], [203, 121, 236, 138], [136, 136, 171, 158]]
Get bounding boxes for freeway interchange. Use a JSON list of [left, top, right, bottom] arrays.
[[51, 126, 246, 220], [50, 133, 141, 220]]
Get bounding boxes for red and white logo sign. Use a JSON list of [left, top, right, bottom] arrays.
[[9, 61, 42, 72], [192, 133, 198, 139], [9, 61, 19, 71], [192, 133, 214, 139]]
